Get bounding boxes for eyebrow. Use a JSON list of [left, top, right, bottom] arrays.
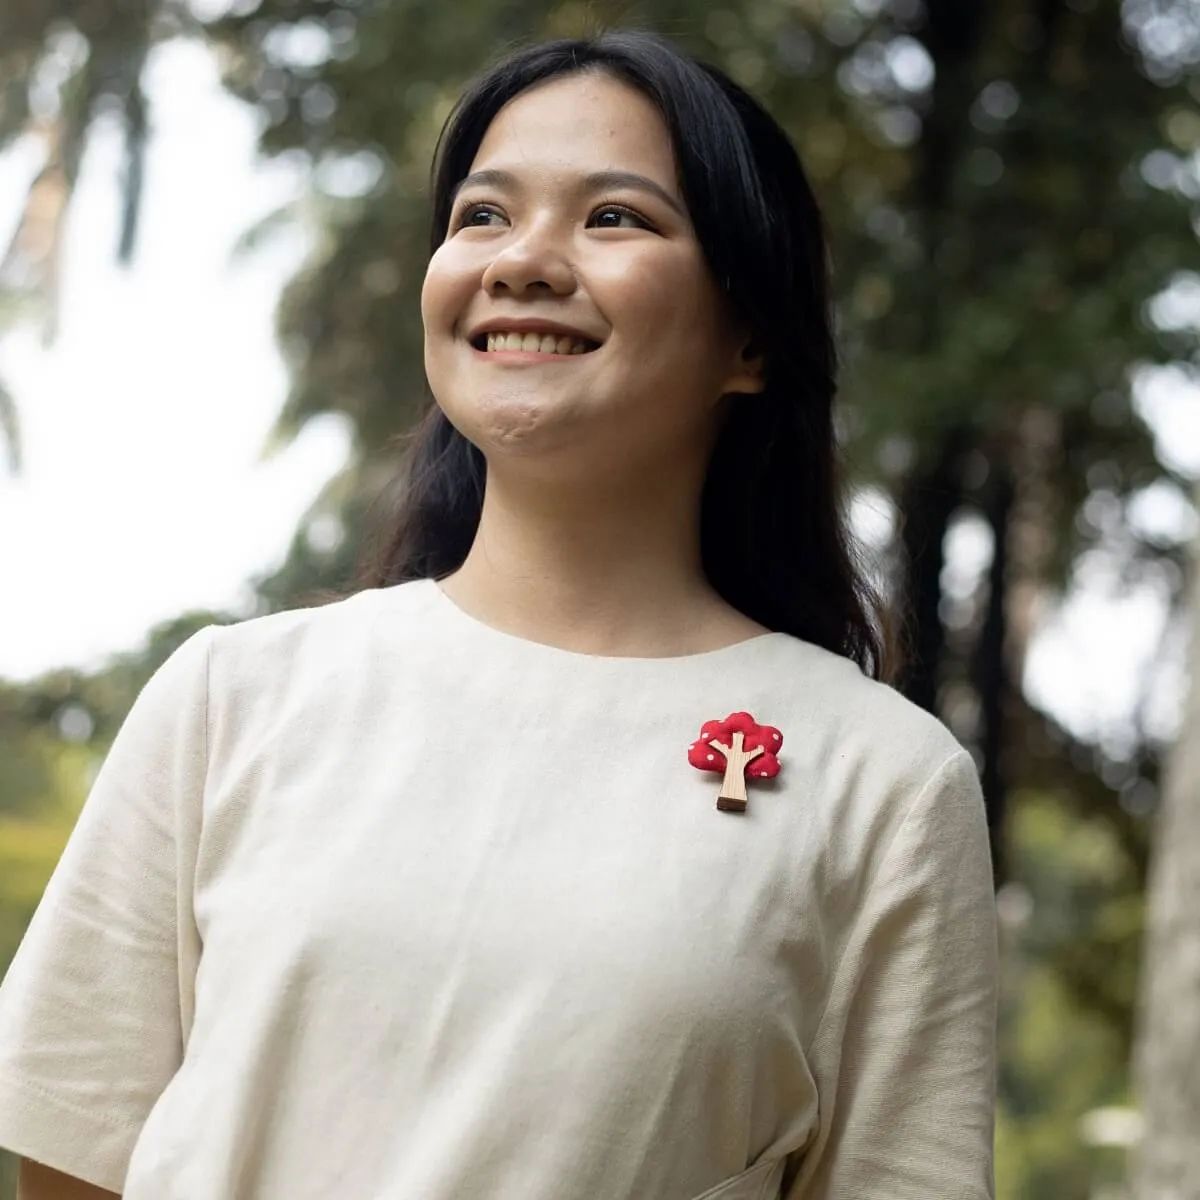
[[453, 167, 686, 218]]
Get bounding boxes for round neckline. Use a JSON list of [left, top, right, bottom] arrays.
[[419, 577, 788, 667]]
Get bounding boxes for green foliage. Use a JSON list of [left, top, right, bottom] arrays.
[[1012, 789, 1145, 1051], [996, 788, 1148, 1199], [0, 814, 77, 968]]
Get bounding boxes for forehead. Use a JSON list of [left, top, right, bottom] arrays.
[[470, 72, 678, 185]]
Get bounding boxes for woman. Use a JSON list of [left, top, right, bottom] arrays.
[[0, 31, 998, 1200]]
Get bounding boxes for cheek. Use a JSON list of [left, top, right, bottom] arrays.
[[597, 253, 725, 348], [421, 243, 477, 337]]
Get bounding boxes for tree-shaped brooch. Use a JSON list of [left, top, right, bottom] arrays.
[[688, 711, 783, 812]]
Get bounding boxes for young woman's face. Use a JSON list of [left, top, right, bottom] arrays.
[[420, 71, 761, 479]]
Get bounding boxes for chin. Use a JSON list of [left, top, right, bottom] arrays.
[[440, 391, 574, 459]]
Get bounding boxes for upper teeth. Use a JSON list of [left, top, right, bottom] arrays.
[[485, 332, 591, 354]]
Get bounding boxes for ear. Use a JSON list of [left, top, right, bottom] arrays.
[[722, 335, 766, 397]]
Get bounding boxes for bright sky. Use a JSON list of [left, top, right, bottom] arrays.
[[0, 37, 1197, 749], [0, 39, 350, 681]]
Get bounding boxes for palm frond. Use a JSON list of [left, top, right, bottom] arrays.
[[0, 376, 22, 475], [231, 196, 308, 260], [0, 8, 159, 332]]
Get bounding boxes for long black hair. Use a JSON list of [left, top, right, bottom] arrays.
[[361, 30, 894, 680]]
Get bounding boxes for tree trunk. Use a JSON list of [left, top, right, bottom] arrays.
[[973, 462, 1015, 884], [899, 429, 969, 714], [1130, 483, 1200, 1197], [897, 4, 980, 717], [714, 732, 763, 813]]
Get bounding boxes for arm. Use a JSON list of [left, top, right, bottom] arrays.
[[786, 750, 1000, 1199], [18, 1158, 120, 1199], [0, 630, 212, 1192]]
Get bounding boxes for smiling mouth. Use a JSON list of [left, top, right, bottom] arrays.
[[470, 331, 601, 355]]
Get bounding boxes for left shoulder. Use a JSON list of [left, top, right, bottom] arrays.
[[764, 634, 974, 794]]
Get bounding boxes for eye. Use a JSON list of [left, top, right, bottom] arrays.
[[588, 204, 654, 231], [453, 202, 506, 231]]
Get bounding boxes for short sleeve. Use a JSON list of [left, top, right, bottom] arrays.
[[787, 749, 999, 1199], [0, 628, 212, 1193]]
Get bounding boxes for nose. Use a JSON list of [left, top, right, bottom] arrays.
[[480, 223, 576, 298]]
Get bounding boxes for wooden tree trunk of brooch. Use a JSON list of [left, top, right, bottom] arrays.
[[710, 732, 765, 812]]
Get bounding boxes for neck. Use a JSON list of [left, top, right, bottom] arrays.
[[439, 462, 755, 657]]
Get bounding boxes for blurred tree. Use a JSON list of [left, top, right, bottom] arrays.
[[0, 289, 23, 473], [1129, 481, 1200, 1198], [835, 0, 1199, 885], [0, 0, 195, 471], [997, 788, 1144, 1198], [0, 0, 170, 287]]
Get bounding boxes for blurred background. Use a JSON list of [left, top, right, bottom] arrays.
[[1, 0, 1199, 1196]]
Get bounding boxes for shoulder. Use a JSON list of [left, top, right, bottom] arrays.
[[762, 640, 993, 964], [752, 635, 982, 881], [178, 580, 436, 719], [765, 634, 968, 784], [205, 580, 428, 667], [211, 581, 421, 649]]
